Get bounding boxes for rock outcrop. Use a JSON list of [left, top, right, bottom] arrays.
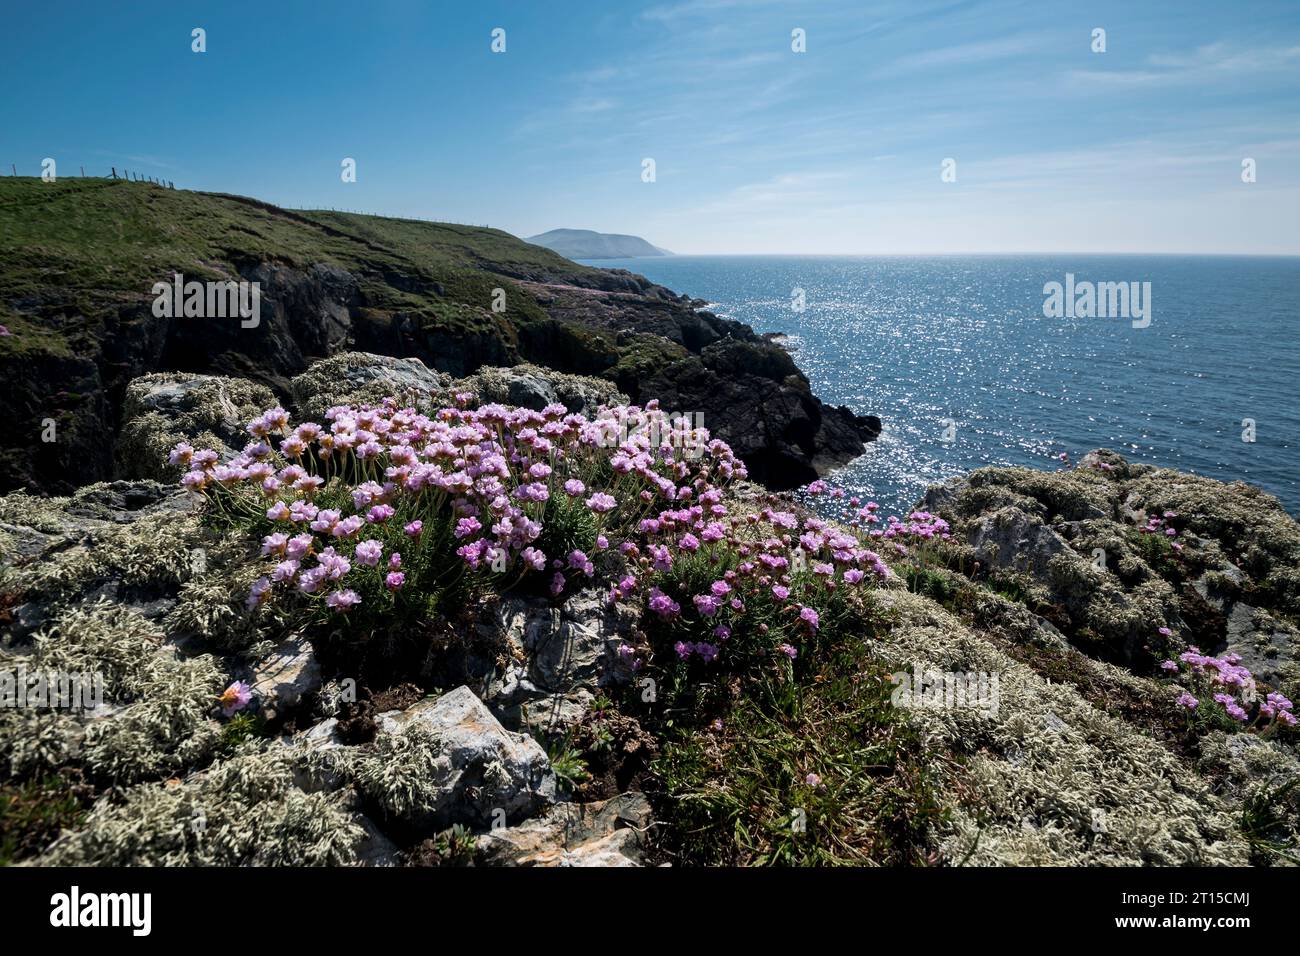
[[2, 358, 1295, 868]]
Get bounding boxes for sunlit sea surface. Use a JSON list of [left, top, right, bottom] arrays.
[[581, 255, 1300, 517]]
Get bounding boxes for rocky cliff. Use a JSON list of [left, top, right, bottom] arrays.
[[0, 356, 1295, 867], [0, 178, 877, 497]]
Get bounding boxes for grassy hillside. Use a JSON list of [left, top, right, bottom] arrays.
[[0, 178, 624, 492], [0, 177, 605, 339]]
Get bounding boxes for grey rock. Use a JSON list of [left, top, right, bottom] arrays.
[[476, 792, 652, 867], [378, 686, 556, 828], [966, 507, 1072, 578], [116, 374, 277, 480], [352, 813, 401, 867], [453, 364, 626, 414], [252, 637, 322, 716], [521, 690, 594, 732], [480, 589, 634, 730], [289, 352, 450, 420]]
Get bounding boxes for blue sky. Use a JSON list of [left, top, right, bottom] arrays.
[[3, 0, 1298, 253]]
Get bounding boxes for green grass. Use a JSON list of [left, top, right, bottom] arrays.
[[637, 584, 944, 866], [0, 177, 594, 362], [0, 774, 88, 865], [1126, 528, 1183, 585], [1240, 776, 1300, 866], [651, 623, 942, 865], [0, 177, 692, 410]]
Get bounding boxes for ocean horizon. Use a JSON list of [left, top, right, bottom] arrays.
[[583, 254, 1300, 517]]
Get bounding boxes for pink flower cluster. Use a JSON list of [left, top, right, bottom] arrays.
[[175, 397, 746, 622], [609, 490, 892, 667], [176, 395, 920, 671], [1165, 642, 1295, 730], [1139, 510, 1183, 551]]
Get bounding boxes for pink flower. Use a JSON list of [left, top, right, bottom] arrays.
[[693, 594, 722, 617], [586, 492, 617, 514], [385, 571, 406, 590], [219, 681, 253, 717], [326, 589, 361, 611], [648, 588, 681, 619], [354, 539, 383, 567], [404, 520, 424, 537], [246, 576, 272, 610]]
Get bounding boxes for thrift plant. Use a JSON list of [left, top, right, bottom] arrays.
[[1163, 643, 1296, 735], [173, 397, 894, 685]]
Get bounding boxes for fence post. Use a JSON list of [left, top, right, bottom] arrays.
[[111, 167, 117, 179], [10, 164, 15, 176]]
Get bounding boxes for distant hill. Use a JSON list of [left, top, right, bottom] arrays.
[[526, 228, 671, 260]]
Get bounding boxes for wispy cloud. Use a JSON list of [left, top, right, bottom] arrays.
[[891, 33, 1045, 71], [1066, 41, 1300, 89]]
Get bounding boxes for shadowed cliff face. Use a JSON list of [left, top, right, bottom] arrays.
[[0, 179, 877, 495]]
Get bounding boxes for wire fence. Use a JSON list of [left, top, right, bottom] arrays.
[[5, 163, 176, 188]]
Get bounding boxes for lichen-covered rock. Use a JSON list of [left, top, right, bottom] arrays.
[[919, 451, 1300, 678], [354, 686, 555, 833], [0, 599, 227, 786], [39, 744, 364, 866], [289, 351, 450, 421], [116, 373, 277, 482], [872, 589, 1250, 866], [452, 363, 627, 414]]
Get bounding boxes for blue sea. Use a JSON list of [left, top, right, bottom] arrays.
[[582, 255, 1300, 517]]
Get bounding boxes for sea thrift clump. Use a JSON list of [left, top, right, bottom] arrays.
[[1161, 639, 1295, 734], [176, 398, 751, 629], [177, 396, 914, 677]]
